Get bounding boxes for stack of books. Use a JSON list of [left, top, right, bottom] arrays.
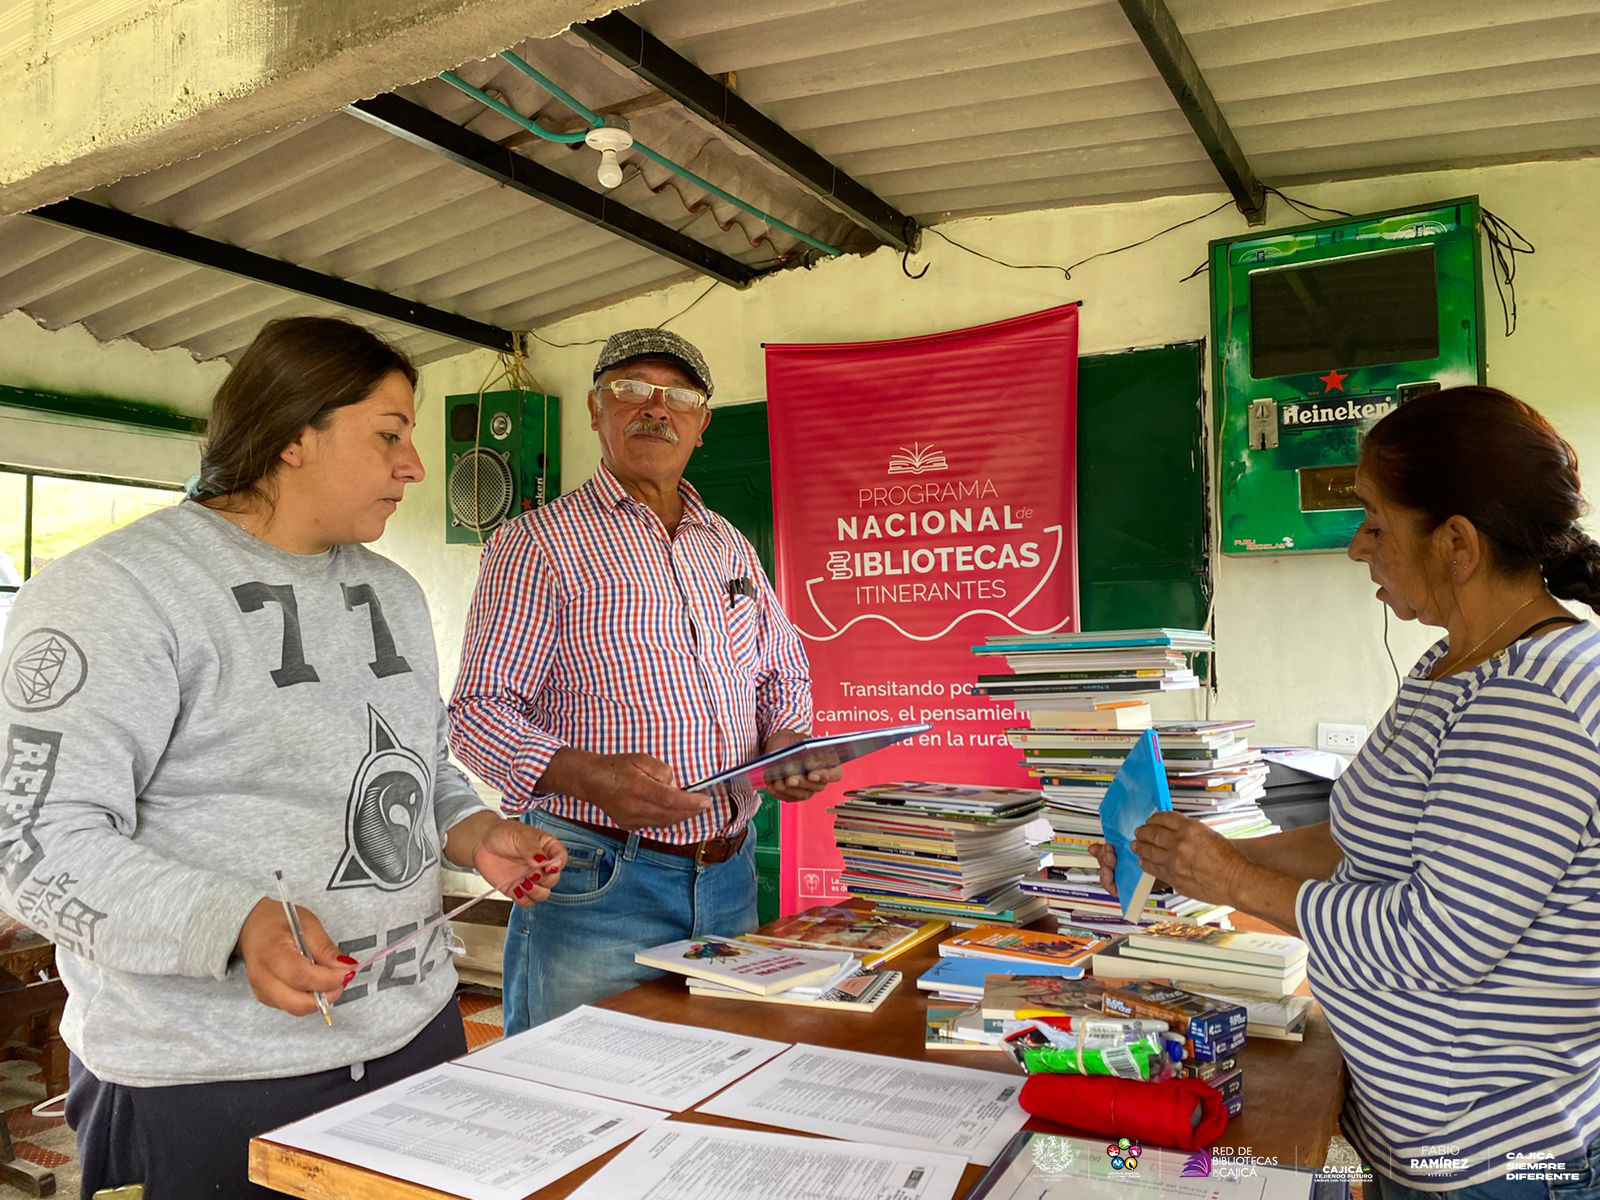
[[937, 923, 1122, 969], [1015, 721, 1277, 936], [664, 904, 950, 1013], [1088, 923, 1309, 997], [918, 927, 1115, 1053], [1022, 720, 1272, 836], [1025, 876, 1235, 936], [968, 627, 1212, 732], [741, 903, 947, 967], [915, 956, 1088, 1006], [636, 936, 856, 993], [830, 783, 1052, 927]]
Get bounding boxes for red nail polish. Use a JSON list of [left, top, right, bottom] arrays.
[[343, 971, 355, 985], [513, 885, 524, 898], [336, 955, 358, 966], [534, 855, 547, 863]]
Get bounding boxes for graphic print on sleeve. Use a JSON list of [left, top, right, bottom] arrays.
[[2, 629, 89, 712], [328, 706, 438, 892]]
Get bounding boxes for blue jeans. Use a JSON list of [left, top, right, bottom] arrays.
[[502, 811, 759, 1036], [1369, 1131, 1600, 1200]]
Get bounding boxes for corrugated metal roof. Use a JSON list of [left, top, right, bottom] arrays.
[[1, 0, 1595, 364]]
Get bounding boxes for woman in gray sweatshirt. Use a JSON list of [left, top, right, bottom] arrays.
[[0, 315, 567, 1198]]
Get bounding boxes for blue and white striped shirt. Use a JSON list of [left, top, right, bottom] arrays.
[[1298, 620, 1600, 1189]]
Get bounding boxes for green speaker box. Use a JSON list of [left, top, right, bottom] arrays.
[[443, 390, 560, 545]]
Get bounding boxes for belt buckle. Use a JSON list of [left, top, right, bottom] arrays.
[[695, 836, 731, 866]]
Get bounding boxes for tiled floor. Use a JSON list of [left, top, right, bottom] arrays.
[[0, 1057, 74, 1196], [459, 984, 506, 1050]]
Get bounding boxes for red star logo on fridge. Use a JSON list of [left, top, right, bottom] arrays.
[[1318, 368, 1349, 394]]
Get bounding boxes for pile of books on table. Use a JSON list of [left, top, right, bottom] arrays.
[[830, 782, 1053, 928], [978, 975, 1249, 1117], [1015, 719, 1278, 936], [637, 902, 947, 1013], [1088, 922, 1310, 999], [915, 924, 1120, 1051], [968, 627, 1212, 733]]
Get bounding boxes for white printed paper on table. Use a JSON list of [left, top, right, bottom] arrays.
[[460, 1005, 789, 1111], [696, 1043, 1029, 1165], [263, 1062, 664, 1200], [968, 1133, 1313, 1200], [566, 1120, 969, 1200]]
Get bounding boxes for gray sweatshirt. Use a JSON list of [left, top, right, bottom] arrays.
[[0, 501, 485, 1086]]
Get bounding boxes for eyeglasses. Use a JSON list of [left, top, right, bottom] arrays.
[[596, 378, 708, 414]]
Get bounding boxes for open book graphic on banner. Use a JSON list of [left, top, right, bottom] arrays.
[[1098, 729, 1173, 920]]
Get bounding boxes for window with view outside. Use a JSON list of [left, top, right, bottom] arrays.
[[0, 469, 180, 644]]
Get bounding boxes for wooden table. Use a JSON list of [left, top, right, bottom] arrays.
[[250, 932, 1346, 1199]]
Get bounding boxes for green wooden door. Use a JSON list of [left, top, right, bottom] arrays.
[[684, 402, 775, 577], [684, 402, 782, 922]]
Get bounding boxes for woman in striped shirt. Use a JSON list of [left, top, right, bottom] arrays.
[[1099, 386, 1600, 1198]]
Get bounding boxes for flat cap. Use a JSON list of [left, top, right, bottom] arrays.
[[592, 328, 713, 398]]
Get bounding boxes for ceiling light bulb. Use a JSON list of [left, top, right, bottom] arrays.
[[585, 120, 634, 191]]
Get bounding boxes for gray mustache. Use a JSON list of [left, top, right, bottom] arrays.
[[626, 418, 680, 444]]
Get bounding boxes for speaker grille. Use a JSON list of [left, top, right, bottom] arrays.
[[448, 449, 514, 532]]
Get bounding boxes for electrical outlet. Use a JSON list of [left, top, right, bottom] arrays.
[[1317, 722, 1368, 754]]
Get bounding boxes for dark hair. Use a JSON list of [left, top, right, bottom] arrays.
[[196, 316, 417, 506], [1360, 385, 1600, 609]]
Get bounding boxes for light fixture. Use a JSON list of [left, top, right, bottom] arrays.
[[585, 118, 634, 189]]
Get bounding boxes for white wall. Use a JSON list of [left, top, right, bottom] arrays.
[[384, 156, 1600, 746], [372, 354, 514, 691], [0, 310, 223, 483]]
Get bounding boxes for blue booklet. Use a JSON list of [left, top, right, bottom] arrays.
[[1098, 728, 1174, 920], [916, 956, 1084, 996]]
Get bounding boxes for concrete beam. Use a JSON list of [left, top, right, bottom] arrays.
[[1, 0, 631, 217]]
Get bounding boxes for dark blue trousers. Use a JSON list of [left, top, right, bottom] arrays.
[[66, 1001, 466, 1199]]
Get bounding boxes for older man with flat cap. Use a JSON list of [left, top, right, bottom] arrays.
[[449, 328, 828, 1033]]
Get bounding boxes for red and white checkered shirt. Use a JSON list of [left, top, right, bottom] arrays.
[[447, 465, 813, 841]]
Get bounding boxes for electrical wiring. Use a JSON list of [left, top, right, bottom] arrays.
[[1480, 208, 1535, 337], [657, 279, 720, 330], [459, 346, 544, 545], [1263, 186, 1352, 222], [1381, 605, 1403, 694], [523, 278, 722, 352], [920, 197, 1234, 285]]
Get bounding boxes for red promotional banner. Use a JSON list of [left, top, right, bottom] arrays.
[[766, 305, 1080, 913]]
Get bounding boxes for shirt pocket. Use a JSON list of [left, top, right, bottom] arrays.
[[722, 592, 761, 676]]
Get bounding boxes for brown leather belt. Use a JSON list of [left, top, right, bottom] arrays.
[[564, 817, 748, 866]]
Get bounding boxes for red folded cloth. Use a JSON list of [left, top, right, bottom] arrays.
[[1019, 1074, 1229, 1152]]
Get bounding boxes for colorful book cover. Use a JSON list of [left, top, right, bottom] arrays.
[[742, 905, 948, 967], [916, 956, 1086, 996], [977, 975, 1108, 1020], [937, 924, 1118, 966], [689, 969, 904, 1013], [633, 937, 852, 996], [1124, 923, 1308, 969], [1098, 729, 1173, 920]]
